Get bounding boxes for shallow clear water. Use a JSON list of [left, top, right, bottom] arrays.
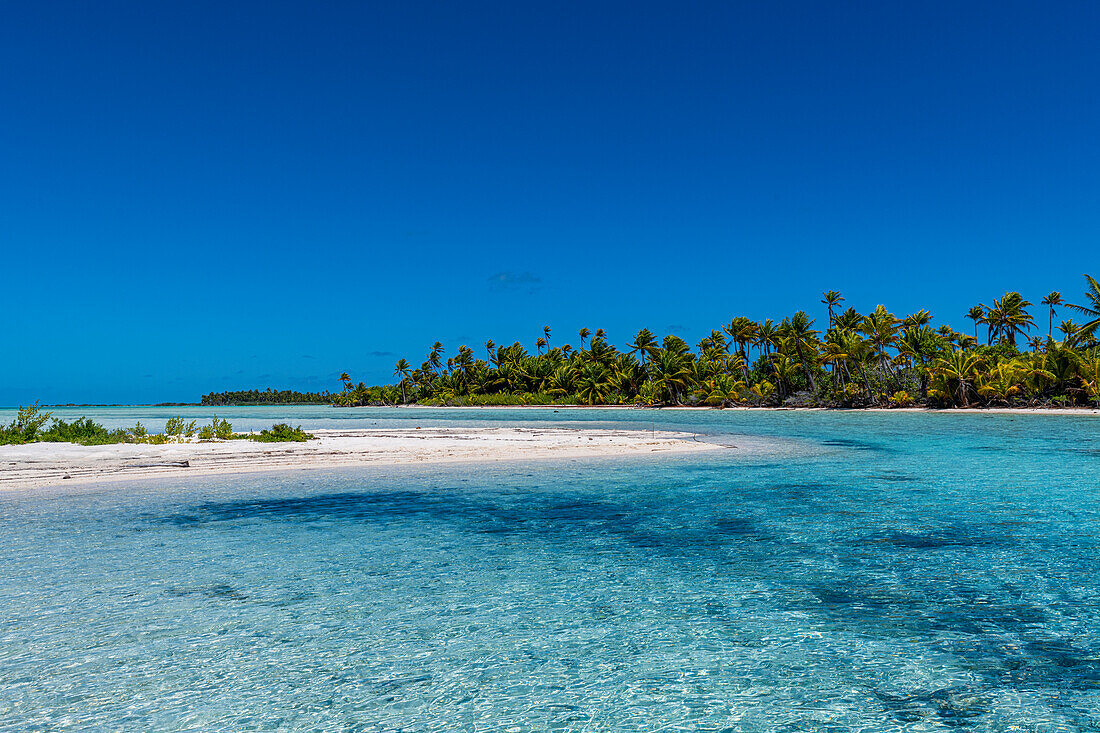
[[2, 410, 1099, 731]]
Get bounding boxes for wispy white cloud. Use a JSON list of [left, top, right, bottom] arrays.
[[488, 271, 543, 294]]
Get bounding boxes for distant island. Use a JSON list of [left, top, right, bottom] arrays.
[[201, 389, 333, 406]]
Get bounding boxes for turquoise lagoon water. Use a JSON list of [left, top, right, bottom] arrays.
[[2, 408, 1099, 731]]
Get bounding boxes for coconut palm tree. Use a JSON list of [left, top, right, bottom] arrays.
[[931, 348, 985, 407], [650, 348, 690, 404], [723, 317, 757, 382], [756, 319, 779, 357], [393, 359, 411, 403], [977, 363, 1022, 404], [428, 342, 445, 374], [1041, 292, 1063, 337], [903, 310, 932, 328], [899, 325, 940, 397], [821, 290, 845, 327], [1067, 274, 1100, 341], [861, 305, 900, 388], [820, 338, 850, 393], [783, 311, 821, 393], [984, 292, 1034, 346], [629, 328, 658, 372], [966, 306, 985, 341], [578, 328, 590, 349], [575, 362, 611, 405]]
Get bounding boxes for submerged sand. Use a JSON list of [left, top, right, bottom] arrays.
[[0, 427, 722, 490]]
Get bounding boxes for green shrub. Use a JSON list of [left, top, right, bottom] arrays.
[[213, 415, 233, 439], [40, 417, 127, 445], [889, 390, 914, 407], [247, 424, 315, 442], [194, 414, 234, 440], [165, 416, 186, 436], [0, 402, 53, 444]]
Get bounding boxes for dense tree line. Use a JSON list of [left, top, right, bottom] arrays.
[[201, 388, 332, 406], [334, 275, 1100, 409]]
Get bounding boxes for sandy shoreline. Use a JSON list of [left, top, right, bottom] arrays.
[[0, 427, 722, 491]]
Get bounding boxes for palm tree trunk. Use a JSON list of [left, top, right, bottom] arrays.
[[856, 361, 873, 400], [799, 349, 817, 393]]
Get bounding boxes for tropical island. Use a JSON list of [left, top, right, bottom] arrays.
[[325, 276, 1100, 409], [201, 388, 332, 406]]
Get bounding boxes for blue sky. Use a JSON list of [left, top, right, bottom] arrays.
[[2, 1, 1099, 404]]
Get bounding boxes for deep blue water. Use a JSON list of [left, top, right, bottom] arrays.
[[2, 409, 1099, 731]]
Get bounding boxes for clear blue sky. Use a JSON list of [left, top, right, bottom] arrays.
[[3, 1, 1098, 404]]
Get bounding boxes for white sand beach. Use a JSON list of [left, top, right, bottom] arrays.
[[0, 427, 722, 490]]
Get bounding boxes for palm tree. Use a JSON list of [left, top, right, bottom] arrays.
[[783, 311, 820, 393], [535, 337, 547, 355], [966, 306, 985, 342], [977, 363, 1022, 404], [1067, 274, 1100, 341], [984, 292, 1034, 346], [834, 308, 864, 331], [650, 348, 691, 404], [575, 362, 611, 405], [578, 328, 590, 349], [821, 290, 844, 327], [756, 319, 779, 357], [931, 348, 985, 407], [428, 342, 444, 374], [903, 310, 932, 328], [723, 317, 758, 381], [1041, 292, 1063, 337], [861, 305, 900, 389], [393, 359, 411, 403], [820, 338, 850, 393], [339, 372, 352, 393], [899, 325, 940, 397], [542, 325, 552, 344], [484, 340, 495, 361], [1058, 319, 1080, 340], [629, 328, 658, 371]]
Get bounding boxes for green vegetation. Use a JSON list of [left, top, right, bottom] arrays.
[[246, 424, 315, 442], [165, 416, 198, 438], [196, 415, 234, 440], [0, 408, 313, 445], [201, 389, 331, 406], [334, 274, 1100, 409]]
